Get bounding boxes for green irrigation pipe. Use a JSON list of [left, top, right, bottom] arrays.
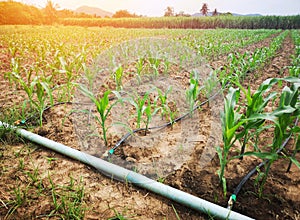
[[0, 121, 254, 220]]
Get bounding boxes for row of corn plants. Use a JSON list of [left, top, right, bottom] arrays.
[[0, 26, 181, 126], [2, 26, 279, 127], [217, 30, 300, 196], [289, 30, 300, 77], [219, 77, 300, 197], [179, 29, 279, 61], [60, 15, 300, 29], [217, 30, 288, 86]]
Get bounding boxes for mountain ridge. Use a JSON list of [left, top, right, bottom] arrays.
[[75, 6, 113, 17]]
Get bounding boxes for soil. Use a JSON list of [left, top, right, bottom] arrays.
[[0, 30, 299, 220]]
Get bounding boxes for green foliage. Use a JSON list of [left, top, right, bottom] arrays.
[[219, 77, 300, 196], [60, 15, 300, 29], [0, 2, 45, 25], [79, 85, 120, 146], [9, 67, 53, 126], [289, 30, 300, 77], [128, 91, 151, 129], [186, 71, 202, 116], [48, 174, 86, 219], [218, 87, 245, 196], [113, 65, 123, 91], [156, 86, 172, 119], [142, 97, 160, 135], [112, 10, 140, 18]]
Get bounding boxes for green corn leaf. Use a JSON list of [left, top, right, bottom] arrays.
[[289, 157, 300, 170], [243, 151, 279, 160], [40, 81, 53, 105], [271, 106, 296, 116]]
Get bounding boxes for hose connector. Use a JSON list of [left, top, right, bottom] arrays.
[[227, 194, 236, 210]]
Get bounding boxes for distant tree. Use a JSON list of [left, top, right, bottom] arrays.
[[212, 8, 218, 16], [220, 12, 233, 16], [56, 9, 75, 18], [113, 10, 137, 18], [164, 6, 174, 17], [44, 0, 59, 24], [175, 11, 191, 17], [200, 3, 209, 16], [0, 1, 44, 24]]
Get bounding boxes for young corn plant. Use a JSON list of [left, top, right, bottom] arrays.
[[162, 58, 170, 75], [232, 79, 277, 157], [113, 65, 123, 91], [224, 77, 300, 197], [149, 57, 161, 77], [142, 97, 160, 135], [217, 87, 245, 196], [128, 91, 150, 129], [79, 85, 120, 146], [156, 86, 172, 120], [242, 80, 300, 196], [186, 71, 202, 116], [135, 57, 144, 83], [11, 71, 53, 126], [58, 56, 77, 101]]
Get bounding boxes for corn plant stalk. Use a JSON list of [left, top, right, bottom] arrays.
[[142, 98, 160, 135], [218, 87, 245, 196], [79, 85, 120, 146]]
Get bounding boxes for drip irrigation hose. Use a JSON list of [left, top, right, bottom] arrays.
[[105, 89, 222, 157], [16, 101, 92, 126], [227, 117, 299, 210], [0, 121, 254, 220]]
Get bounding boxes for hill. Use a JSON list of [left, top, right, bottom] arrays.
[[75, 6, 113, 18]]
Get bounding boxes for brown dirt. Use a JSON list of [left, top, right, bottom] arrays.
[[1, 31, 299, 220]]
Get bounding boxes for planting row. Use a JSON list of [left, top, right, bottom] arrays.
[[217, 30, 289, 86], [178, 29, 279, 60]]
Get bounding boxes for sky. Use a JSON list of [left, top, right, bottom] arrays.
[[16, 0, 300, 17]]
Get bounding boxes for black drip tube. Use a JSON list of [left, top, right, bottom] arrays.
[[105, 90, 222, 156], [227, 117, 299, 210]]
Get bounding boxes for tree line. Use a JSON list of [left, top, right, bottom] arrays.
[[0, 1, 100, 25], [0, 1, 142, 25], [0, 1, 227, 25], [1, 1, 299, 29]]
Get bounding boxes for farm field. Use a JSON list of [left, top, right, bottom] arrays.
[[0, 25, 299, 219]]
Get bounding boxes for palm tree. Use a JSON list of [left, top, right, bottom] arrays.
[[200, 3, 209, 16], [44, 0, 59, 24], [212, 8, 218, 16], [164, 6, 174, 17]]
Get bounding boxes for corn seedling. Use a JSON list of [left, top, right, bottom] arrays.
[[149, 57, 161, 77], [10, 71, 53, 126], [142, 97, 160, 135], [233, 80, 277, 157], [156, 86, 172, 120], [186, 71, 202, 116], [113, 65, 123, 91], [224, 77, 300, 195], [79, 85, 121, 146], [217, 87, 245, 196], [135, 57, 144, 83], [128, 91, 151, 129]]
